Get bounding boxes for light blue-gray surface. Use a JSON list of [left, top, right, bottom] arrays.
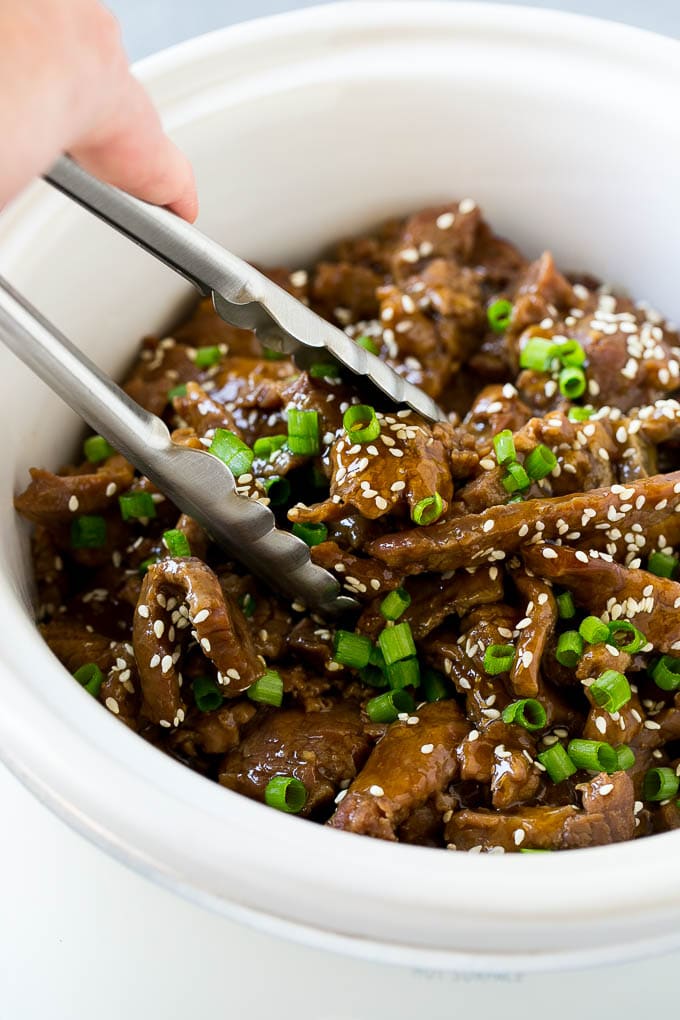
[[106, 0, 680, 60]]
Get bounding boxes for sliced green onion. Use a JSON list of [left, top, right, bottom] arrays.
[[253, 434, 287, 459], [606, 620, 646, 654], [567, 405, 593, 421], [83, 435, 114, 463], [483, 643, 515, 675], [139, 555, 160, 576], [614, 745, 636, 771], [193, 345, 222, 368], [502, 461, 531, 494], [247, 670, 284, 707], [556, 592, 576, 619], [537, 743, 577, 783], [262, 348, 286, 360], [310, 465, 328, 488], [264, 476, 291, 506], [264, 775, 307, 813], [422, 668, 450, 703], [590, 669, 631, 713], [380, 588, 411, 621], [559, 365, 587, 399], [519, 848, 552, 853], [333, 631, 373, 669], [167, 383, 187, 402], [507, 494, 524, 504], [292, 521, 328, 546], [356, 335, 379, 355], [567, 738, 618, 773], [411, 492, 444, 526], [643, 767, 680, 802], [525, 444, 557, 481], [493, 429, 516, 466], [555, 630, 584, 668], [579, 616, 609, 644], [519, 337, 557, 372], [209, 428, 254, 477], [73, 662, 104, 697], [162, 529, 191, 557], [369, 644, 387, 670], [385, 656, 421, 690], [309, 362, 341, 380], [366, 688, 415, 722], [287, 408, 320, 455], [501, 698, 547, 731], [651, 655, 680, 692], [378, 621, 417, 665], [487, 299, 513, 333], [647, 550, 678, 578], [193, 675, 224, 712], [70, 515, 107, 549], [239, 592, 256, 618], [359, 665, 390, 689], [342, 404, 381, 444], [119, 491, 156, 521], [556, 339, 586, 367]]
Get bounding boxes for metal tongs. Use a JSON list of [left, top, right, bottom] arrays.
[[0, 156, 444, 614]]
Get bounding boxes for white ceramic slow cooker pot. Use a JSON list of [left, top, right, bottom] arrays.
[[2, 2, 680, 973]]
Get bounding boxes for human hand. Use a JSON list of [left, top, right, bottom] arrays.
[[0, 0, 197, 220]]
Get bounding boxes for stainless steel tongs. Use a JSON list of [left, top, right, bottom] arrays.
[[0, 156, 444, 614]]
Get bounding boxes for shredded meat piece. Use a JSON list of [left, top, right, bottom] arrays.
[[14, 455, 134, 525], [508, 570, 557, 697]]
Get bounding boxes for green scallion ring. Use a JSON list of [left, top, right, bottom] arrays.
[[355, 335, 379, 355], [378, 621, 417, 666], [502, 460, 531, 494], [247, 670, 284, 707], [359, 665, 390, 690], [366, 688, 415, 722], [286, 408, 320, 456], [487, 299, 513, 333], [167, 383, 187, 402], [193, 345, 222, 369], [83, 435, 115, 463], [606, 620, 646, 653], [264, 475, 291, 506], [421, 668, 450, 703], [292, 521, 328, 547], [537, 743, 577, 783], [558, 365, 587, 399], [138, 556, 160, 576], [556, 591, 576, 619], [555, 339, 586, 367], [385, 656, 421, 690], [555, 630, 583, 668], [309, 362, 341, 380], [119, 491, 156, 522], [589, 669, 631, 714], [567, 405, 594, 421], [519, 337, 558, 372], [567, 738, 618, 773], [643, 767, 680, 802], [614, 744, 636, 771], [70, 515, 107, 549], [209, 428, 254, 478], [483, 643, 515, 676], [333, 630, 373, 669], [525, 444, 557, 481], [73, 662, 104, 697], [193, 675, 224, 713], [493, 429, 516, 466], [264, 775, 308, 813], [411, 492, 444, 526], [253, 434, 287, 459], [647, 550, 678, 578], [162, 529, 191, 557], [380, 588, 411, 621], [578, 616, 610, 644], [651, 655, 680, 692], [342, 404, 381, 444], [501, 698, 547, 732]]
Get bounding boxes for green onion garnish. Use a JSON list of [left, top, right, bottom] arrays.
[[651, 656, 680, 692], [253, 434, 287, 459], [501, 698, 547, 731], [507, 494, 524, 504], [411, 492, 444, 526], [309, 362, 341, 380], [378, 621, 417, 666], [366, 689, 415, 722], [501, 461, 531, 494], [590, 669, 631, 713], [558, 365, 587, 399], [643, 767, 680, 802], [525, 444, 557, 481], [519, 337, 557, 372], [356, 335, 379, 355], [209, 428, 254, 477], [264, 775, 307, 813], [292, 521, 328, 546], [556, 591, 576, 619], [167, 383, 187, 402], [422, 668, 450, 703], [342, 404, 381, 444], [193, 675, 224, 712], [578, 616, 609, 644], [264, 476, 291, 506], [139, 556, 160, 576], [385, 656, 421, 690], [493, 429, 516, 466], [359, 665, 390, 689], [162, 529, 191, 557], [555, 631, 583, 668], [83, 435, 114, 463], [73, 662, 104, 697], [567, 405, 593, 421], [606, 620, 646, 654], [70, 515, 107, 549], [537, 743, 577, 783], [287, 408, 320, 455], [247, 670, 284, 707], [614, 745, 636, 771], [380, 588, 411, 621], [239, 592, 256, 618], [262, 348, 286, 361], [193, 345, 222, 369], [483, 643, 515, 675], [556, 339, 586, 367], [119, 491, 156, 521], [647, 550, 678, 578], [333, 631, 373, 669], [567, 738, 618, 773], [487, 299, 513, 333]]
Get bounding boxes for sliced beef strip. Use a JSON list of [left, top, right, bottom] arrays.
[[460, 383, 532, 447], [507, 252, 576, 341], [310, 541, 404, 601], [311, 261, 382, 323], [14, 455, 134, 526], [328, 701, 469, 841], [170, 700, 258, 757], [508, 570, 557, 698], [219, 704, 371, 815], [123, 337, 200, 416], [172, 296, 262, 357]]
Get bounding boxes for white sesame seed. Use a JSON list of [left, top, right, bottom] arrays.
[[542, 547, 558, 559], [468, 730, 480, 742], [153, 620, 165, 639], [644, 720, 661, 730], [482, 519, 495, 533], [193, 608, 210, 624], [513, 828, 525, 846], [68, 495, 79, 512], [104, 697, 119, 714], [138, 605, 150, 619], [149, 654, 161, 669], [459, 198, 477, 214], [105, 483, 117, 497], [421, 743, 434, 755], [436, 211, 455, 229], [161, 655, 173, 674], [599, 783, 614, 796], [369, 785, 384, 797], [595, 716, 607, 734]]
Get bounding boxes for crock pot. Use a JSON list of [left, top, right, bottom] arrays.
[[2, 1, 680, 972]]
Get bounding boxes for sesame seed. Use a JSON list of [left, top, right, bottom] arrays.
[[542, 547, 558, 559], [595, 716, 607, 734], [644, 720, 661, 730], [436, 211, 455, 229], [193, 609, 210, 624], [153, 620, 165, 639], [599, 784, 614, 796], [407, 716, 420, 725], [105, 697, 119, 714], [138, 605, 150, 619], [369, 784, 384, 797], [482, 520, 495, 533], [105, 483, 117, 497], [513, 828, 525, 846], [468, 730, 480, 742], [161, 655, 173, 674], [375, 496, 388, 511], [421, 743, 434, 755], [68, 495, 79, 512]]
